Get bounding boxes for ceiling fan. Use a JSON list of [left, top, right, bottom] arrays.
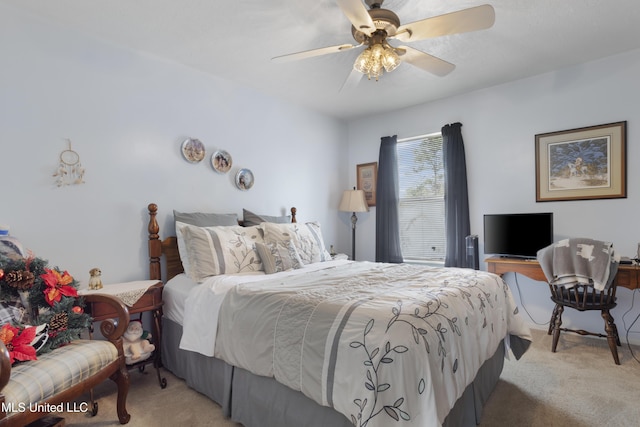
[[272, 0, 495, 86]]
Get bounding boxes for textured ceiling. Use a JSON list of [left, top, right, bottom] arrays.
[[6, 0, 640, 120]]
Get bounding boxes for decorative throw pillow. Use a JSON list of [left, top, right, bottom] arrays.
[[242, 209, 291, 227], [181, 224, 264, 282], [255, 241, 304, 274], [173, 210, 239, 277], [261, 222, 331, 264]]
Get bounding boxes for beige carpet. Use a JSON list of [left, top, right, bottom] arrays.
[[479, 328, 640, 427], [62, 328, 640, 427]]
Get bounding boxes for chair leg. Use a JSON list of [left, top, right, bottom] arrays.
[[548, 304, 560, 335], [551, 305, 563, 353], [110, 363, 131, 424], [601, 310, 621, 365], [609, 313, 622, 347], [89, 388, 98, 416]]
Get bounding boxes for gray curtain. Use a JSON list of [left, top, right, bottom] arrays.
[[442, 123, 471, 267], [376, 135, 403, 263]]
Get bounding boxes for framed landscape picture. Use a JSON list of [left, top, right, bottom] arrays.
[[535, 121, 626, 202], [357, 162, 377, 207]]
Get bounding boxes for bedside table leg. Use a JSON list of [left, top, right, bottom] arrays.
[[152, 307, 167, 388]]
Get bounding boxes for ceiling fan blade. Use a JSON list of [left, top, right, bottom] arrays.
[[337, 0, 376, 36], [394, 4, 495, 43], [400, 46, 455, 77], [272, 43, 359, 63], [340, 67, 363, 92]]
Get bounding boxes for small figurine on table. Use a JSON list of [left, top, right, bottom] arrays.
[[88, 267, 103, 290], [123, 320, 155, 364]]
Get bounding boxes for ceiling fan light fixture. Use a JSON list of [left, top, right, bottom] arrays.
[[354, 47, 372, 72], [382, 46, 400, 72], [353, 42, 400, 80]]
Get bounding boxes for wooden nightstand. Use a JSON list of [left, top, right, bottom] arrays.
[[81, 280, 167, 388]]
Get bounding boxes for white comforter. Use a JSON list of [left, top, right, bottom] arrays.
[[180, 261, 531, 427]]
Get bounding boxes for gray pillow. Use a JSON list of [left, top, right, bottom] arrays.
[[242, 209, 290, 227], [173, 210, 238, 227]]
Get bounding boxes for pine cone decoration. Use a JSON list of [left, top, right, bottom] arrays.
[[49, 312, 69, 332], [4, 270, 35, 290]]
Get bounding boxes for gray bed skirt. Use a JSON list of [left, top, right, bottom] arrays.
[[162, 317, 514, 427]]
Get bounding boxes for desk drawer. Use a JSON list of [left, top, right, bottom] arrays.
[[614, 268, 638, 290]]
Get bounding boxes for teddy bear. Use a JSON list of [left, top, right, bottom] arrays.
[[88, 267, 103, 290], [122, 320, 155, 365]]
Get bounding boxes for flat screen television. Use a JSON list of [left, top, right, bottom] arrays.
[[483, 212, 554, 258]]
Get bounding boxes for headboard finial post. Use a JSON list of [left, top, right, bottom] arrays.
[[291, 207, 297, 223]]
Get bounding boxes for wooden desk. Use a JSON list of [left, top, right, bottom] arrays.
[[486, 256, 640, 290]]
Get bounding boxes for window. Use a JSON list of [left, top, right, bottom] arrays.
[[397, 133, 445, 262]]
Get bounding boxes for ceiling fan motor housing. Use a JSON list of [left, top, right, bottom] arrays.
[[351, 8, 400, 43]]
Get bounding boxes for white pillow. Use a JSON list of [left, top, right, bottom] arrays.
[[181, 224, 264, 282], [261, 222, 331, 264], [255, 241, 304, 274], [173, 211, 238, 277]]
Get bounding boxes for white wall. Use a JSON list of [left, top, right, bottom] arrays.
[[346, 49, 640, 344], [0, 4, 349, 284]]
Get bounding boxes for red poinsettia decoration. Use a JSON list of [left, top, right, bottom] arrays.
[[40, 268, 78, 306], [0, 323, 37, 365]]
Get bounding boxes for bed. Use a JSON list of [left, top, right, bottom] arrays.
[[147, 203, 531, 427]]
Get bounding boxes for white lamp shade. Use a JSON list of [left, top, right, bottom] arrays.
[[339, 189, 370, 213]]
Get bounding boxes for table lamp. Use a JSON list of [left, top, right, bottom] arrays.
[[339, 188, 369, 261]]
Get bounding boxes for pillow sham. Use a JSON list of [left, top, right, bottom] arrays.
[[173, 210, 239, 277], [242, 209, 291, 227], [255, 241, 304, 274], [181, 224, 263, 282], [261, 222, 331, 264]]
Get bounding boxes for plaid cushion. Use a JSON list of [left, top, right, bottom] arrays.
[[2, 340, 118, 417], [0, 302, 26, 325]]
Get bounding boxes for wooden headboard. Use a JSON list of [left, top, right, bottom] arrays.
[[147, 203, 297, 282]]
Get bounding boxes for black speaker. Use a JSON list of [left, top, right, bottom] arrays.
[[465, 235, 479, 270]]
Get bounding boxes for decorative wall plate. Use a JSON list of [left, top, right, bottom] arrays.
[[235, 168, 254, 190], [181, 138, 205, 163], [211, 150, 232, 174]]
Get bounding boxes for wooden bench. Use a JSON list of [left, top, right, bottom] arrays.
[[0, 294, 131, 426]]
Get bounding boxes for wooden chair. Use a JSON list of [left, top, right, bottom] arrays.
[[547, 261, 621, 365], [538, 238, 621, 364]]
